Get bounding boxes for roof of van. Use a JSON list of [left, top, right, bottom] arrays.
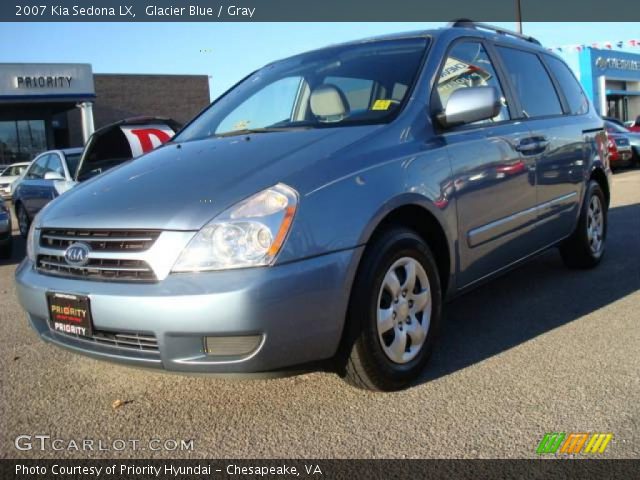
[[266, 22, 550, 66]]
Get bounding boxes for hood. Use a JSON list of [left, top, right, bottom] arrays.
[[39, 125, 380, 231], [0, 175, 19, 184]]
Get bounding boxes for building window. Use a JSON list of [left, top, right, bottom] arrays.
[[0, 120, 47, 165]]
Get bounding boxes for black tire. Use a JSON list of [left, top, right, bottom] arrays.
[[559, 180, 607, 269], [342, 227, 442, 391], [0, 240, 12, 260], [15, 203, 30, 238]]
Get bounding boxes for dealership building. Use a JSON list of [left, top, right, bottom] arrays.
[[573, 48, 640, 121], [0, 63, 210, 165]]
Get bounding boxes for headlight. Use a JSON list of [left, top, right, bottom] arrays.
[[26, 221, 38, 263], [172, 184, 298, 272]]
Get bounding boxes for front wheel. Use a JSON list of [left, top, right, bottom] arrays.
[[343, 228, 442, 391], [16, 203, 30, 238], [559, 180, 607, 269]]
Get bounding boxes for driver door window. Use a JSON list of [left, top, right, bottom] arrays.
[[436, 41, 509, 123]]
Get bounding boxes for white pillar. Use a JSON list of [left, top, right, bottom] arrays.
[[77, 101, 95, 145], [598, 75, 607, 117]]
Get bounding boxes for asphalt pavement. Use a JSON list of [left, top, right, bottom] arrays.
[[1, 170, 638, 459]]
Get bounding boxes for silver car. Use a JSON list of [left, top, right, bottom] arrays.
[[0, 161, 31, 199], [15, 22, 611, 390]]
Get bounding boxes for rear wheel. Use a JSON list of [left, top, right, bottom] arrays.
[[16, 203, 30, 238], [559, 180, 607, 269], [343, 228, 442, 391]]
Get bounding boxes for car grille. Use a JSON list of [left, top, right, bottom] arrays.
[[54, 329, 159, 353], [40, 228, 160, 252], [37, 254, 156, 281], [36, 228, 160, 282]]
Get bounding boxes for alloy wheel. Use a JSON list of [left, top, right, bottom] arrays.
[[17, 207, 29, 237], [587, 195, 604, 255], [376, 257, 432, 364]]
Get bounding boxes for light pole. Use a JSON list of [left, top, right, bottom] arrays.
[[515, 0, 523, 34]]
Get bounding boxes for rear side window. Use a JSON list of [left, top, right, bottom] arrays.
[[45, 155, 64, 177], [65, 153, 82, 176], [496, 46, 563, 118], [544, 55, 589, 115]]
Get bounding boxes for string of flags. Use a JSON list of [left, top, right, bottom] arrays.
[[547, 39, 640, 53]]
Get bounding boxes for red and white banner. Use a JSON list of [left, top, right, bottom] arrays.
[[120, 125, 175, 158]]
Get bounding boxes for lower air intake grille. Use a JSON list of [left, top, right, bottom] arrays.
[[54, 329, 159, 353]]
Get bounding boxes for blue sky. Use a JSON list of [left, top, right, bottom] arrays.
[[1, 22, 639, 100]]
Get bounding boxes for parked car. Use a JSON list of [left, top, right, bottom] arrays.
[[75, 117, 179, 182], [15, 21, 611, 391], [628, 116, 640, 133], [603, 116, 628, 130], [12, 148, 83, 237], [0, 197, 12, 259], [13, 117, 178, 237], [0, 161, 31, 199], [604, 121, 636, 167], [607, 119, 640, 165], [7, 162, 31, 200]]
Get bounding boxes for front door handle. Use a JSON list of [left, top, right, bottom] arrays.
[[515, 136, 549, 154], [515, 140, 540, 153]]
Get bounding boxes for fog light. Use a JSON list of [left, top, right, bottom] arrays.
[[204, 335, 262, 357]]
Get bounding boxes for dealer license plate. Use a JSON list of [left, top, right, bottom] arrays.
[[47, 292, 93, 337]]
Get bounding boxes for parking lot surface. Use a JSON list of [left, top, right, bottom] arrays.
[[1, 170, 638, 459]]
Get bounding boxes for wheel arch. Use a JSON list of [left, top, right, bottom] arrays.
[[589, 164, 610, 208], [357, 196, 454, 297]]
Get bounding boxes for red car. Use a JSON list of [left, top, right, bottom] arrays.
[[607, 132, 633, 166], [628, 116, 640, 133]]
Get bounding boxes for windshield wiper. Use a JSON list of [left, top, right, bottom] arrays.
[[214, 126, 312, 138]]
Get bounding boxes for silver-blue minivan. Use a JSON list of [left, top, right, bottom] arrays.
[[15, 22, 611, 390]]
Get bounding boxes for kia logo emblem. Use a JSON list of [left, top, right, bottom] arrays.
[[64, 242, 91, 266]]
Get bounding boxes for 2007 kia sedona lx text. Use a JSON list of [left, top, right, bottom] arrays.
[[15, 22, 611, 390]]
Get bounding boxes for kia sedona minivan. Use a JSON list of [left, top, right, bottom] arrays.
[[16, 22, 611, 391]]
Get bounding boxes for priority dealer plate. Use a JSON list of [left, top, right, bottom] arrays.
[[47, 292, 93, 337]]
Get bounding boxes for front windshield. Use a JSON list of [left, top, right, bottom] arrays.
[[176, 38, 428, 141], [1, 164, 28, 176]]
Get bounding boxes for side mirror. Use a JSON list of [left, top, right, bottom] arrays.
[[44, 171, 65, 181], [437, 86, 501, 128]]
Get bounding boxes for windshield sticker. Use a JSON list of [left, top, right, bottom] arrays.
[[372, 99, 392, 111]]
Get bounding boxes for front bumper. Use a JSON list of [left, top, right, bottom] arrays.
[[15, 247, 363, 373]]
